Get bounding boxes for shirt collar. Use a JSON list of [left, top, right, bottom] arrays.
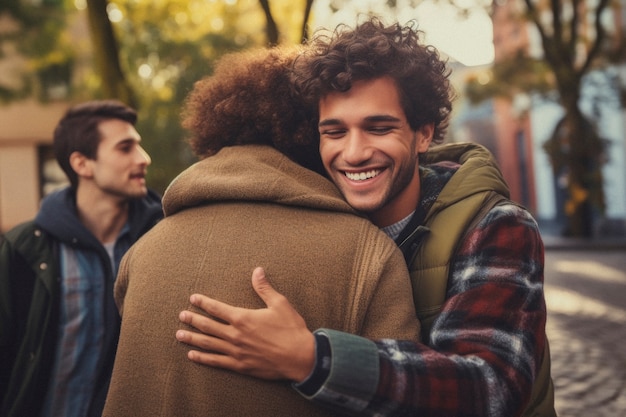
[[381, 210, 416, 240]]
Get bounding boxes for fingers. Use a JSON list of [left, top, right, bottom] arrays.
[[175, 328, 231, 354], [185, 268, 284, 319], [187, 293, 237, 323], [176, 329, 262, 377], [251, 267, 287, 308], [185, 348, 246, 372], [178, 309, 228, 339], [186, 349, 232, 368], [174, 267, 311, 380], [176, 311, 240, 358], [178, 292, 249, 356], [184, 349, 261, 377]]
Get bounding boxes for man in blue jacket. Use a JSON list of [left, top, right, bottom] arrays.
[[0, 100, 163, 417]]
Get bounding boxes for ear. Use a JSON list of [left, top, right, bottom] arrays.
[[416, 123, 434, 153], [69, 151, 93, 179]]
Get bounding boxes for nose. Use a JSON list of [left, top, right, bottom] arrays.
[[342, 131, 373, 165], [137, 146, 152, 166]]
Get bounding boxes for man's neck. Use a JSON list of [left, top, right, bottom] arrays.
[[369, 205, 408, 229], [380, 210, 416, 240], [369, 170, 421, 228], [75, 185, 130, 244]]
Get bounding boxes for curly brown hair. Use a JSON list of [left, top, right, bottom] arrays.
[[293, 17, 454, 143], [181, 47, 323, 173]]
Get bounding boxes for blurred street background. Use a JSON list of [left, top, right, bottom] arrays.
[[543, 237, 626, 417], [2, 0, 625, 238]]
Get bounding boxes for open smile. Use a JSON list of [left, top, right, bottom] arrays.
[[343, 169, 382, 181]]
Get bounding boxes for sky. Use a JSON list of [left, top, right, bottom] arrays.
[[310, 0, 494, 67]]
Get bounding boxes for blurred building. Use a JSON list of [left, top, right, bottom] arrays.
[[454, 0, 626, 237], [0, 11, 74, 232], [2, 1, 626, 236], [0, 99, 68, 232]]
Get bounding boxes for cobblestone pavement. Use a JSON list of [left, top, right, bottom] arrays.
[[544, 248, 626, 417]]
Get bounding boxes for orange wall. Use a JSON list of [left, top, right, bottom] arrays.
[[0, 100, 68, 231]]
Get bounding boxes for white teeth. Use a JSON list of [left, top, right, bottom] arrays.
[[345, 170, 381, 181]]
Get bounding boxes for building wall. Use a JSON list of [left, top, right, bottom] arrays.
[[0, 10, 72, 232], [490, 1, 539, 212], [0, 145, 39, 230], [492, 96, 537, 212], [0, 100, 68, 232]]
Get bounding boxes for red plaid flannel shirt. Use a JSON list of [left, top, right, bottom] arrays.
[[297, 166, 547, 417]]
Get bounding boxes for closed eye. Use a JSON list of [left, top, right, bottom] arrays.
[[320, 128, 346, 139], [368, 126, 394, 135]]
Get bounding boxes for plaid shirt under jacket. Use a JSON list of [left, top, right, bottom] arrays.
[[298, 165, 547, 417]]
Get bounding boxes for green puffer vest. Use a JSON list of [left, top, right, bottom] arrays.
[[399, 143, 556, 417]]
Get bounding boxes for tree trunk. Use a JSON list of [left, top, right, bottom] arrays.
[[524, 0, 611, 238], [544, 90, 606, 237], [258, 0, 279, 46], [300, 0, 315, 42], [85, 0, 136, 107]]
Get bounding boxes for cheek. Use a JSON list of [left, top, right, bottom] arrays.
[[98, 158, 125, 176], [319, 141, 334, 167]]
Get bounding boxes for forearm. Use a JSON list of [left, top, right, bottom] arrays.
[[296, 285, 544, 417], [295, 329, 380, 414], [370, 284, 544, 417], [295, 205, 547, 416]]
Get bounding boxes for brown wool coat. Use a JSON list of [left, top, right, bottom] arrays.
[[102, 145, 420, 417]]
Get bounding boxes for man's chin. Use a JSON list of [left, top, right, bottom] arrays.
[[344, 197, 383, 215], [126, 188, 149, 199]]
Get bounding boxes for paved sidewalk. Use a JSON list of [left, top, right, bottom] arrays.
[[543, 247, 626, 416]]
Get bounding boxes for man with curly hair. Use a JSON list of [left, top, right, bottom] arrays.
[[175, 18, 556, 417], [102, 47, 420, 416]]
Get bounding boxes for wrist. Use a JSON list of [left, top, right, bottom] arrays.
[[293, 331, 331, 395], [288, 330, 316, 382]]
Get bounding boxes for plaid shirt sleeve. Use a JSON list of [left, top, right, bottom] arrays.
[[296, 203, 547, 417]]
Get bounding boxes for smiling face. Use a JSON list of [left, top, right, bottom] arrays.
[[318, 77, 433, 227], [73, 118, 151, 201]]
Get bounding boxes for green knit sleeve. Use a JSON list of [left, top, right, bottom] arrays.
[[297, 328, 380, 410]]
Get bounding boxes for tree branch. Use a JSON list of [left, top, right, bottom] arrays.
[[550, 0, 562, 43], [300, 0, 315, 43], [580, 0, 611, 75], [569, 0, 580, 60], [258, 0, 279, 46]]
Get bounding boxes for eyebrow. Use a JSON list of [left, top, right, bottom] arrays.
[[318, 118, 342, 127], [318, 114, 402, 127], [114, 137, 141, 147]]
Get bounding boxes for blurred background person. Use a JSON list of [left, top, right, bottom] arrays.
[[0, 100, 163, 417]]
